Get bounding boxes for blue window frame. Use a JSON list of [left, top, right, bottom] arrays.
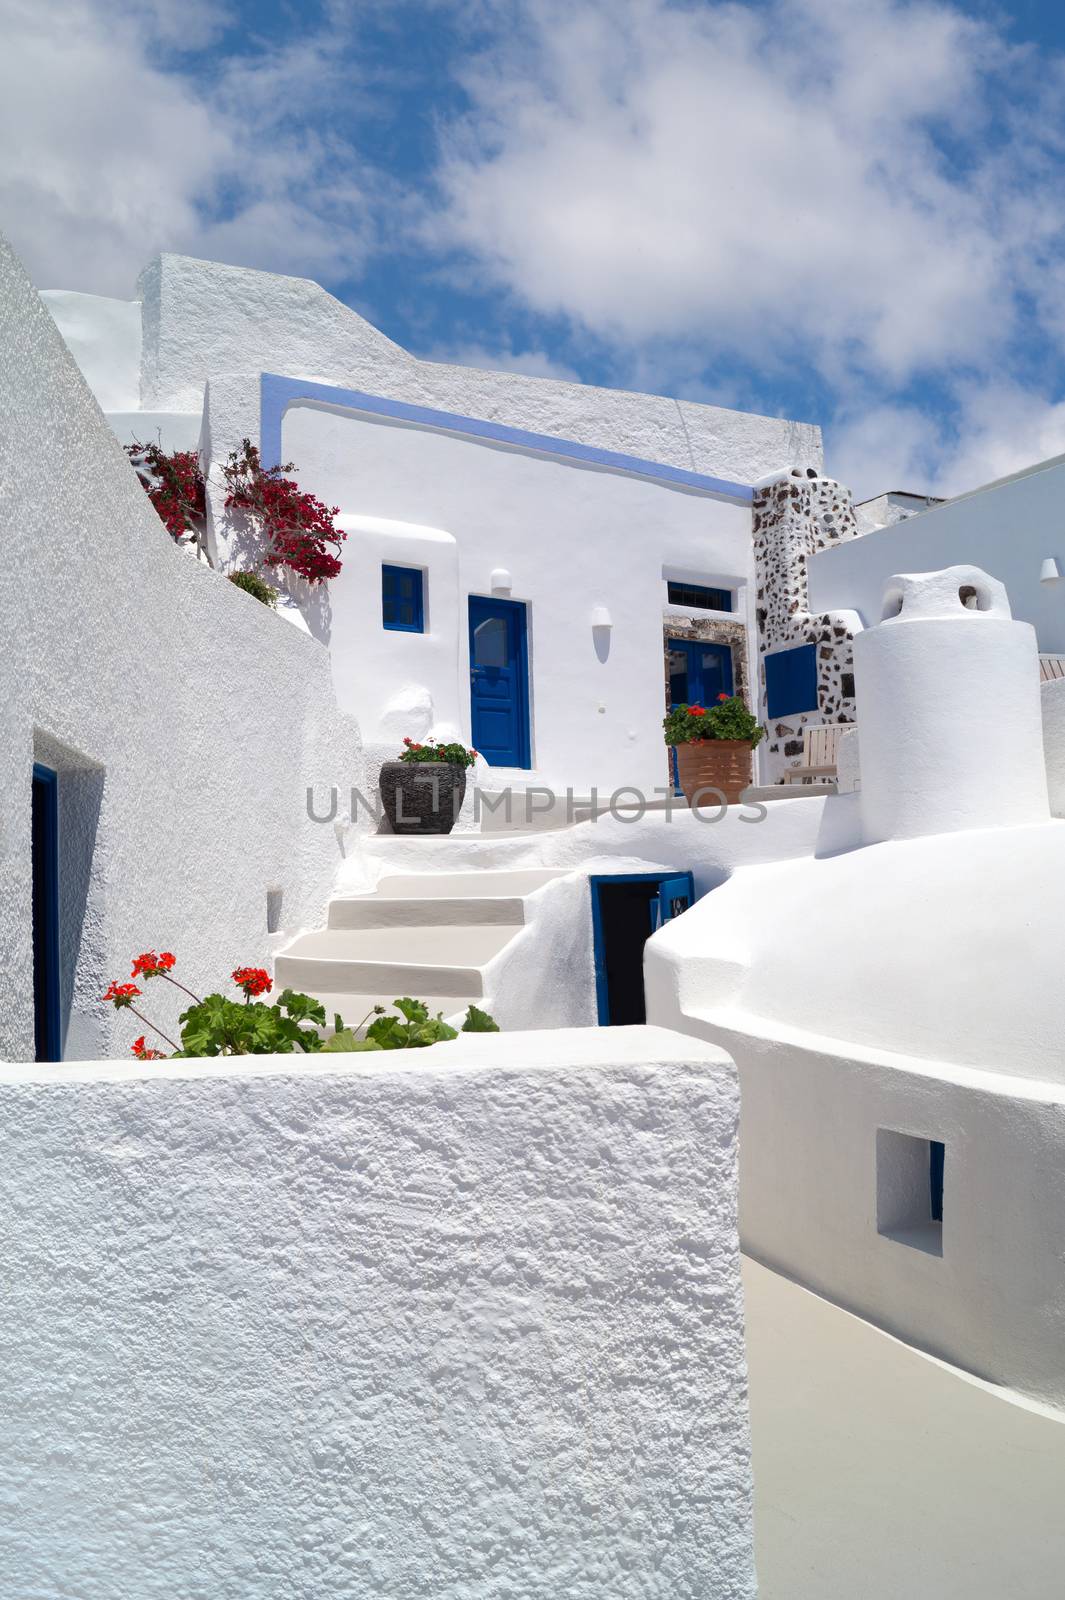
[[765, 643, 818, 718], [667, 581, 732, 613], [32, 763, 62, 1062], [382, 565, 424, 632]]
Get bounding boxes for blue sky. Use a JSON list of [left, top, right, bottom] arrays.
[[6, 0, 1065, 497]]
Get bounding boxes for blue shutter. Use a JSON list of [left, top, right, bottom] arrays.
[[765, 644, 818, 718], [382, 565, 425, 632]]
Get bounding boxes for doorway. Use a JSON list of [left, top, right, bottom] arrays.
[[666, 637, 734, 790], [32, 763, 62, 1061], [591, 871, 695, 1025], [468, 595, 531, 768]]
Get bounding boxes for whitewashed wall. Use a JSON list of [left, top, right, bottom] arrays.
[[809, 458, 1065, 652], [135, 252, 822, 481], [0, 1028, 755, 1599], [0, 233, 365, 1062], [276, 403, 752, 792]]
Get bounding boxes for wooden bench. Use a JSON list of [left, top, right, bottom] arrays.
[[1040, 654, 1065, 683], [781, 723, 852, 784]]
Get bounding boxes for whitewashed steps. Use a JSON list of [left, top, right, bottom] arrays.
[[276, 868, 568, 1017], [372, 869, 564, 898], [275, 924, 519, 998], [328, 896, 527, 929]]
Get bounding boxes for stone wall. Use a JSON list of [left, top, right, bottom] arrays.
[[752, 468, 864, 782]]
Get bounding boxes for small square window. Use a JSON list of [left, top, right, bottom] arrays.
[[666, 581, 732, 613], [765, 643, 818, 718], [876, 1128, 944, 1255], [382, 565, 424, 632]]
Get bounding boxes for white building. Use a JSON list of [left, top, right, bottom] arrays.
[[43, 255, 822, 797], [8, 228, 1065, 1593]]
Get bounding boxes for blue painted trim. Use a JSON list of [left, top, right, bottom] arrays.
[[765, 642, 819, 719], [590, 871, 696, 1026], [31, 762, 62, 1062], [468, 594, 532, 769], [260, 372, 754, 503], [382, 562, 425, 633]]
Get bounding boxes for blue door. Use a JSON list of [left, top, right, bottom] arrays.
[[32, 763, 62, 1062], [591, 871, 696, 1025], [667, 637, 734, 707], [667, 638, 734, 789], [469, 596, 531, 768]]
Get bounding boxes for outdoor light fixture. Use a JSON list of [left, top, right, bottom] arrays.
[[1040, 557, 1062, 584], [490, 567, 512, 593], [590, 605, 613, 629]]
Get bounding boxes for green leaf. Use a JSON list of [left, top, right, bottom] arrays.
[[461, 1004, 499, 1033], [321, 1030, 385, 1053], [277, 988, 327, 1025], [392, 997, 430, 1024]]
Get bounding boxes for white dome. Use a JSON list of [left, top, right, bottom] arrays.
[[704, 820, 1065, 1080]]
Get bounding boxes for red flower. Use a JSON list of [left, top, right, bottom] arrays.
[[131, 950, 177, 980], [232, 966, 272, 999], [688, 705, 706, 716], [130, 1036, 165, 1061], [103, 981, 142, 1008], [717, 692, 730, 702], [403, 737, 412, 746]]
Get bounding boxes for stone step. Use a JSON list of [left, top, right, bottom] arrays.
[[275, 925, 521, 998], [372, 869, 566, 898], [328, 896, 528, 929]]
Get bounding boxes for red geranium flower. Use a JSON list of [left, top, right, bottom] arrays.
[[688, 705, 706, 716], [131, 950, 177, 979], [717, 692, 730, 702], [103, 981, 142, 1008], [130, 1035, 165, 1061], [232, 966, 272, 999]]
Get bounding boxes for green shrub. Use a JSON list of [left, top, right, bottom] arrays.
[[663, 694, 765, 747], [228, 569, 278, 608]]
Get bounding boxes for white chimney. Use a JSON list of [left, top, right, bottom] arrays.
[[854, 565, 1049, 844]]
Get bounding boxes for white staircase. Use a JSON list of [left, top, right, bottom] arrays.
[[275, 869, 567, 1026]]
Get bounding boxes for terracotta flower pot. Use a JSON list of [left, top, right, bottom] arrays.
[[673, 740, 754, 807], [379, 761, 467, 834]]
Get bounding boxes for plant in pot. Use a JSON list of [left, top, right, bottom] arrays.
[[663, 693, 765, 806], [379, 737, 478, 835]]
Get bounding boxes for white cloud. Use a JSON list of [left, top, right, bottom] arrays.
[[425, 339, 581, 381], [0, 0, 382, 295], [828, 383, 1065, 501], [429, 0, 1062, 390]]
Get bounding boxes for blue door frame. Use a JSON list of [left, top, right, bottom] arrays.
[[591, 871, 696, 1026], [468, 595, 531, 768], [32, 762, 62, 1062]]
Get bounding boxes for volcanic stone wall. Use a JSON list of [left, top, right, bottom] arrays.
[[753, 468, 863, 782]]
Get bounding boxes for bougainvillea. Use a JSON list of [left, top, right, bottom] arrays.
[[126, 441, 208, 556], [220, 439, 346, 583]]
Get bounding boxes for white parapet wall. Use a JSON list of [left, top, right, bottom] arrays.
[[0, 231, 372, 1062], [0, 1028, 755, 1599]]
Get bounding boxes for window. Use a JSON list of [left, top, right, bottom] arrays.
[[765, 643, 818, 718], [667, 581, 732, 613], [876, 1128, 944, 1255], [382, 565, 424, 632]]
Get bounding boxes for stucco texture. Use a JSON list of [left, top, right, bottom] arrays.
[[0, 1028, 754, 1599], [138, 252, 821, 484], [0, 231, 365, 1061]]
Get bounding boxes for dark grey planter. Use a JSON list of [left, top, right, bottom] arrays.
[[379, 761, 467, 835]]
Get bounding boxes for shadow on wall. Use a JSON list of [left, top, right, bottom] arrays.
[[33, 731, 105, 1060]]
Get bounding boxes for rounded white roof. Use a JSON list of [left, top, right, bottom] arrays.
[[706, 820, 1065, 1081]]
